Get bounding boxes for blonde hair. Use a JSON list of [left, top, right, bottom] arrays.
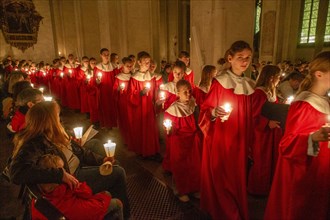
[[297, 51, 330, 95], [13, 101, 70, 157]]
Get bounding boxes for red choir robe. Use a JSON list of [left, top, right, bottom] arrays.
[[264, 91, 330, 220], [94, 63, 117, 128], [164, 99, 202, 195], [113, 72, 131, 147], [78, 67, 90, 113], [193, 86, 208, 107], [31, 182, 111, 220], [160, 81, 178, 171], [199, 70, 255, 220], [87, 72, 100, 124], [63, 64, 81, 110], [50, 68, 64, 100], [247, 88, 283, 195], [127, 71, 160, 156], [168, 67, 195, 88], [11, 107, 27, 132]]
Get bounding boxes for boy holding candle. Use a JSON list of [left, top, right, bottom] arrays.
[[163, 79, 202, 202], [113, 57, 133, 147], [127, 51, 161, 161], [94, 48, 117, 129]]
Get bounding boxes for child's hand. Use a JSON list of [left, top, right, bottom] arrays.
[[268, 120, 280, 129], [140, 88, 150, 96], [312, 126, 330, 142]]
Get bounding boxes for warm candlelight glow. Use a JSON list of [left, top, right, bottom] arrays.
[[39, 87, 44, 93], [163, 119, 172, 134], [73, 127, 83, 139], [103, 140, 116, 157], [60, 72, 64, 78], [31, 83, 34, 88], [145, 82, 151, 89], [120, 83, 125, 90], [159, 91, 166, 100], [86, 75, 91, 80], [285, 96, 294, 105], [69, 69, 73, 74], [97, 72, 102, 79], [223, 103, 232, 113], [44, 96, 53, 101]]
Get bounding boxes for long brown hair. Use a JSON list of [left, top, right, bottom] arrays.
[[255, 65, 281, 96], [297, 51, 330, 95], [13, 101, 70, 157], [199, 65, 216, 89]]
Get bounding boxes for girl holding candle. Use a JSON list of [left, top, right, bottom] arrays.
[[158, 60, 186, 111], [127, 51, 161, 161], [264, 51, 330, 220], [199, 41, 255, 219], [193, 65, 217, 108], [247, 65, 283, 196], [9, 101, 130, 219], [163, 79, 202, 202], [113, 57, 133, 148]]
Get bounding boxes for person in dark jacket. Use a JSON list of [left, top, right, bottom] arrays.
[[9, 101, 130, 219]]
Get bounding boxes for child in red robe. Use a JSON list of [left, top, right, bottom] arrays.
[[164, 79, 202, 202], [127, 51, 161, 160], [78, 56, 91, 114], [94, 48, 117, 129], [63, 54, 80, 110], [113, 57, 133, 148], [168, 51, 195, 88], [31, 154, 123, 220], [199, 41, 255, 220], [193, 65, 217, 108], [86, 58, 100, 126], [264, 51, 330, 220], [247, 65, 283, 196]]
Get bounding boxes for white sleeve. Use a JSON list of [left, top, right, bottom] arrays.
[[307, 132, 319, 157]]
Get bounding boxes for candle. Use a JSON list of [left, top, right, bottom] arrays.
[[42, 71, 46, 76], [60, 72, 64, 78], [44, 96, 53, 101], [221, 103, 232, 122], [163, 119, 172, 134], [73, 127, 83, 139], [159, 91, 166, 100], [86, 75, 91, 81], [68, 69, 73, 76], [285, 96, 294, 105], [39, 87, 44, 93], [120, 83, 125, 90], [30, 83, 34, 88], [145, 82, 151, 89], [25, 68, 28, 72], [103, 140, 116, 157]]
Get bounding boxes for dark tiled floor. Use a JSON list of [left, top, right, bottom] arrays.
[[0, 108, 267, 220]]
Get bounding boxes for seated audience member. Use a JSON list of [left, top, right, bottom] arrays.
[[9, 101, 130, 219], [9, 88, 42, 133], [31, 154, 123, 220], [277, 71, 305, 102]]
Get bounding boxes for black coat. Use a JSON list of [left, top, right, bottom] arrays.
[[9, 135, 104, 185]]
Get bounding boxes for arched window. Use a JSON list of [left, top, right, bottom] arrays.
[[299, 0, 330, 44]]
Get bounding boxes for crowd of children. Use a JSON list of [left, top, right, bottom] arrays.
[[1, 42, 329, 220]]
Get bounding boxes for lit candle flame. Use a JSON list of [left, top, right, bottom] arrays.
[[39, 87, 44, 93], [60, 72, 64, 78], [120, 83, 125, 90], [145, 82, 151, 89], [73, 127, 83, 139], [97, 72, 102, 78], [159, 91, 166, 100], [44, 96, 53, 101], [286, 96, 294, 104], [31, 83, 34, 88], [163, 119, 172, 134], [223, 103, 232, 113]]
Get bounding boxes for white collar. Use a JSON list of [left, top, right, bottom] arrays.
[[96, 62, 113, 72], [294, 91, 330, 114], [163, 82, 177, 94], [132, 71, 152, 81], [116, 73, 131, 81], [214, 70, 255, 95], [165, 98, 196, 117]]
